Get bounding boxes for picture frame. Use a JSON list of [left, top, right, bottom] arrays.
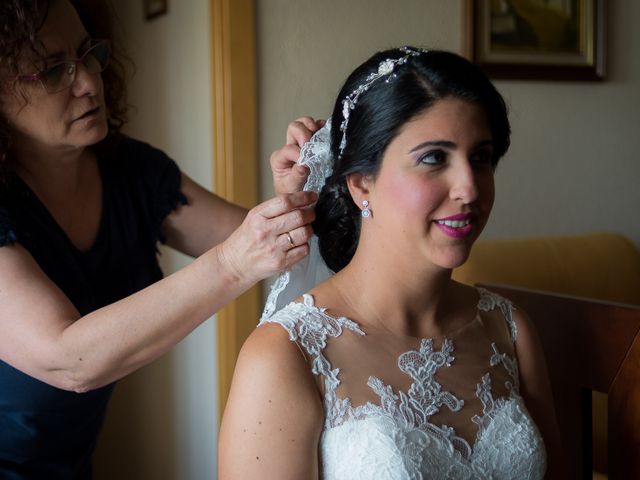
[[464, 0, 606, 81], [144, 0, 168, 21]]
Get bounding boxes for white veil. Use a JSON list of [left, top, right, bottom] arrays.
[[261, 119, 335, 320], [261, 48, 432, 320]]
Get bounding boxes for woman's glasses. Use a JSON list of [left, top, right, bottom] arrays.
[[15, 40, 111, 93]]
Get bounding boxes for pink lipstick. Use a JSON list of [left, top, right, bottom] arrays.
[[433, 213, 474, 238]]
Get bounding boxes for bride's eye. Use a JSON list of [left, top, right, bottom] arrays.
[[418, 150, 446, 166], [470, 149, 494, 168]]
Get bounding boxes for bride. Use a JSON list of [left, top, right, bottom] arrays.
[[218, 47, 562, 479]]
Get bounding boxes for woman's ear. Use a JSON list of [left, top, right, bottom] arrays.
[[346, 173, 373, 210]]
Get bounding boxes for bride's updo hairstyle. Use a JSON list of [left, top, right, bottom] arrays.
[[314, 48, 510, 273]]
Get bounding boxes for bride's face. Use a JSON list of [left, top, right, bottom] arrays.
[[364, 97, 495, 270]]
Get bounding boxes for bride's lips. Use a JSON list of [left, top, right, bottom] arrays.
[[432, 213, 475, 238]]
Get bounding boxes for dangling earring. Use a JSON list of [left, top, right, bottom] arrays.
[[361, 200, 371, 218]]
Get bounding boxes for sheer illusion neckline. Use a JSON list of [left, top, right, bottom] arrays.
[[261, 289, 546, 479], [276, 290, 522, 455], [297, 292, 484, 342]]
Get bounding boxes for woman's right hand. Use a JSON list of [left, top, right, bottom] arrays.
[[217, 191, 317, 284], [271, 117, 325, 195]]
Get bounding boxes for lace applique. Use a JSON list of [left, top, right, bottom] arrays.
[[466, 373, 546, 480], [298, 119, 333, 194], [479, 289, 521, 393], [398, 339, 464, 420], [472, 374, 497, 434], [490, 343, 520, 393], [477, 288, 517, 342], [324, 338, 472, 458], [261, 270, 292, 320], [259, 293, 364, 378], [471, 370, 517, 439], [261, 290, 546, 479]]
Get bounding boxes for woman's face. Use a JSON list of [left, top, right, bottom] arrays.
[[363, 97, 495, 271], [0, 0, 108, 155]]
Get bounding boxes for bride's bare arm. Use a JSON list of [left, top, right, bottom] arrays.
[[218, 323, 323, 480], [512, 308, 565, 479]]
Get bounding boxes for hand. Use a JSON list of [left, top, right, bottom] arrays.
[[271, 116, 326, 195], [218, 191, 318, 285]]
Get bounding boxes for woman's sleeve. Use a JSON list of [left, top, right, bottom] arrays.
[[121, 138, 188, 244], [0, 207, 18, 247]]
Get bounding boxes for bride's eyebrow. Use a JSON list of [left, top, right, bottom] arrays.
[[474, 139, 494, 149], [409, 140, 455, 153]]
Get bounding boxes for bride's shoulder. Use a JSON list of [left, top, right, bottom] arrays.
[[231, 321, 318, 409], [239, 324, 300, 372], [219, 314, 323, 478]]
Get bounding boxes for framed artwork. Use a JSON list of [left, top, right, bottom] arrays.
[[464, 0, 606, 80], [144, 0, 168, 21]]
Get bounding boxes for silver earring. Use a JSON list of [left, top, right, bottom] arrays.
[[361, 200, 371, 218]]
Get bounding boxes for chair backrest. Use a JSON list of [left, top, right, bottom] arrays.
[[455, 233, 640, 306], [479, 284, 640, 479]]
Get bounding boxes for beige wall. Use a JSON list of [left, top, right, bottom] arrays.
[[257, 0, 640, 247], [93, 1, 217, 479]]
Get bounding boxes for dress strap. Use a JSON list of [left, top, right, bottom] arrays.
[[259, 294, 364, 377], [477, 288, 518, 343]]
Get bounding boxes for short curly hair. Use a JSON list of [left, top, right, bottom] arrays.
[[0, 0, 129, 182]]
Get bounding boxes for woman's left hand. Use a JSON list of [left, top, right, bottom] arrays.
[[216, 191, 317, 285], [271, 116, 325, 195]]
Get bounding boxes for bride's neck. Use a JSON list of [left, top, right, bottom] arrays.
[[326, 251, 454, 337]]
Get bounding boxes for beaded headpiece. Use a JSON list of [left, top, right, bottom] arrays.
[[338, 46, 428, 158]]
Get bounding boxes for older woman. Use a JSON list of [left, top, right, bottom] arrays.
[[0, 0, 319, 478]]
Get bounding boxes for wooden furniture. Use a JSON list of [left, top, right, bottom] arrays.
[[480, 284, 640, 479], [453, 232, 640, 476]]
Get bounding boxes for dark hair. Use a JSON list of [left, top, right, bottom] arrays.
[[0, 0, 129, 182], [314, 48, 511, 272]]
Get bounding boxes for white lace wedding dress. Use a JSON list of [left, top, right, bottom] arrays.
[[259, 288, 546, 479]]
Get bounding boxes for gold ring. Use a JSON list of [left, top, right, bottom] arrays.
[[286, 232, 295, 249]]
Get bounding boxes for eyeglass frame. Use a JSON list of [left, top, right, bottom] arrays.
[[13, 39, 111, 94]]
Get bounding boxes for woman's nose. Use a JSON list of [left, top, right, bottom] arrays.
[[449, 160, 479, 204], [70, 62, 100, 97]]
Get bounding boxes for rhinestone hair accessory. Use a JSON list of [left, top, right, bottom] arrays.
[[338, 46, 428, 158]]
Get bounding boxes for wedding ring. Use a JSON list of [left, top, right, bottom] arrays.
[[286, 232, 295, 249]]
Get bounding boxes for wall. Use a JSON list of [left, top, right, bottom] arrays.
[[92, 1, 217, 478], [257, 0, 640, 247]]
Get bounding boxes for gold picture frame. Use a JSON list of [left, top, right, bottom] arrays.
[[464, 0, 606, 80]]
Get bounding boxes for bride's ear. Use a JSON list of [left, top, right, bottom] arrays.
[[346, 173, 373, 209]]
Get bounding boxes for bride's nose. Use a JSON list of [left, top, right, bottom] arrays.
[[448, 160, 479, 204]]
